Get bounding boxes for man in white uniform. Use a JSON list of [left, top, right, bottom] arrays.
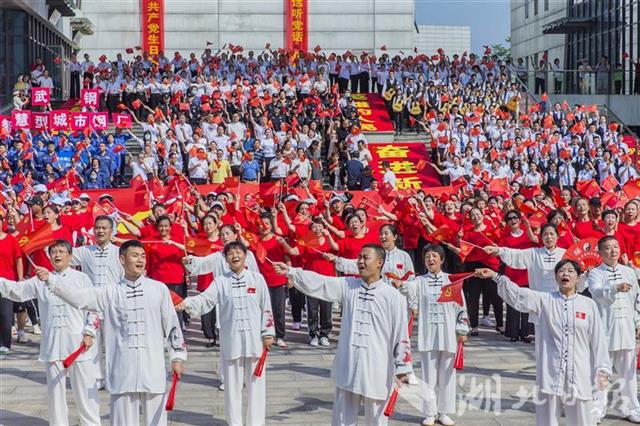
[[587, 236, 640, 423], [397, 245, 469, 426], [43, 240, 187, 426], [178, 242, 275, 426], [273, 244, 412, 426], [71, 215, 124, 386], [0, 240, 101, 426]]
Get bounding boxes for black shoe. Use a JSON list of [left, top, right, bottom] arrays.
[[206, 340, 216, 348], [509, 337, 519, 342], [469, 331, 479, 337], [522, 336, 534, 343]]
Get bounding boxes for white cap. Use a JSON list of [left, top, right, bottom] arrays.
[[33, 184, 48, 193], [79, 193, 91, 200]]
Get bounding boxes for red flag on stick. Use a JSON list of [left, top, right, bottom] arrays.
[[169, 290, 183, 306], [437, 272, 474, 307], [407, 312, 415, 336], [253, 348, 269, 377], [63, 343, 86, 368], [18, 224, 56, 256], [454, 340, 464, 370], [185, 236, 223, 256], [384, 271, 414, 281], [165, 372, 179, 411], [383, 386, 400, 417]]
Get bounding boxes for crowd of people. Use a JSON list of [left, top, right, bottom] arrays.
[[0, 45, 639, 426]]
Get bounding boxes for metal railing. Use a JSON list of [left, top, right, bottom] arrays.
[[513, 69, 640, 96]]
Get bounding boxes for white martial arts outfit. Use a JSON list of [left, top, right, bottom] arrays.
[[183, 269, 275, 426], [286, 267, 413, 426], [399, 272, 470, 417], [71, 243, 124, 380], [495, 274, 611, 426], [587, 263, 640, 419], [0, 269, 101, 426], [47, 274, 187, 426]]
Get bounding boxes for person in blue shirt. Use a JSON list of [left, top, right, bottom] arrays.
[[240, 150, 261, 183], [35, 141, 58, 174], [82, 158, 110, 189], [94, 141, 116, 184], [345, 150, 364, 190]]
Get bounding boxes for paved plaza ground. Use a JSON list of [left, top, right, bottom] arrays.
[[0, 307, 635, 425]]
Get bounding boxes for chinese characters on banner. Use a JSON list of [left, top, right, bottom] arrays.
[[284, 0, 308, 53], [31, 88, 51, 106], [141, 0, 164, 56], [368, 143, 441, 190], [351, 93, 394, 133], [80, 88, 100, 108], [6, 109, 129, 132]]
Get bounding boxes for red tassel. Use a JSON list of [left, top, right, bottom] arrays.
[[407, 312, 415, 337], [454, 340, 464, 370], [165, 373, 179, 411], [62, 343, 86, 369], [383, 387, 400, 417], [253, 348, 269, 377]]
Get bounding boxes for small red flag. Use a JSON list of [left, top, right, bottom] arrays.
[[601, 174, 618, 191], [18, 224, 56, 256], [457, 241, 475, 262], [384, 271, 414, 281], [185, 236, 222, 256], [112, 144, 126, 154], [253, 348, 269, 377], [165, 372, 179, 411], [63, 343, 86, 369], [454, 341, 464, 370], [383, 387, 400, 417], [169, 290, 184, 306], [437, 272, 474, 307], [125, 48, 134, 54]]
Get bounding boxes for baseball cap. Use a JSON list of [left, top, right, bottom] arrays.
[[33, 184, 48, 193]]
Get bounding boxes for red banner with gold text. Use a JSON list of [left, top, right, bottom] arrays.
[[284, 0, 308, 53], [352, 93, 394, 133], [369, 143, 440, 190], [141, 0, 164, 56]]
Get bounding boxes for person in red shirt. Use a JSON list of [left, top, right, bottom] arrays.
[[499, 210, 535, 343], [618, 200, 640, 258], [573, 198, 603, 239], [31, 205, 74, 270], [600, 209, 629, 261], [121, 203, 184, 241], [0, 216, 24, 353], [547, 210, 575, 249], [195, 214, 223, 347], [336, 214, 377, 261]]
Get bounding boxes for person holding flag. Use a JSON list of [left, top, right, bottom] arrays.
[[0, 240, 101, 426], [176, 241, 275, 426], [272, 244, 412, 425], [394, 244, 469, 426], [42, 239, 187, 426]]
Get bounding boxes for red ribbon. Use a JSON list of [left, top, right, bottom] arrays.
[[165, 372, 179, 411], [454, 340, 464, 370], [253, 348, 269, 377], [407, 312, 414, 337], [62, 343, 86, 369], [383, 386, 400, 417]]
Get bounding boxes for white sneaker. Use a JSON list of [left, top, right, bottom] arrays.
[[292, 322, 301, 331], [275, 338, 288, 348], [319, 336, 330, 347], [408, 372, 419, 385], [437, 414, 455, 426], [218, 383, 224, 391], [421, 416, 436, 426], [479, 316, 495, 327], [0, 346, 10, 354], [309, 336, 319, 346], [32, 324, 41, 335], [626, 412, 640, 424], [16, 330, 27, 343]]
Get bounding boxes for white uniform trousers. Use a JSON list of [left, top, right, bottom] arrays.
[[420, 351, 456, 416], [92, 327, 105, 380], [110, 392, 167, 426], [594, 349, 640, 418], [220, 355, 266, 426], [45, 360, 100, 426], [331, 388, 386, 426], [536, 391, 594, 426]]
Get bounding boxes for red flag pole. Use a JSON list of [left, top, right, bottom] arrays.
[[63, 343, 87, 368], [253, 348, 269, 377], [165, 372, 179, 411], [454, 340, 464, 370], [383, 385, 400, 417]]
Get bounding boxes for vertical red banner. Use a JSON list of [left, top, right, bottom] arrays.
[[141, 0, 164, 56], [284, 0, 308, 53]]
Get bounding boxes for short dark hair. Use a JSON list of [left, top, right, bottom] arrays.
[[540, 223, 558, 236], [119, 240, 144, 256], [94, 215, 114, 228], [554, 259, 582, 275], [152, 203, 166, 215], [223, 241, 247, 256], [422, 244, 445, 261], [361, 243, 386, 265], [155, 215, 171, 227], [601, 209, 617, 220], [48, 239, 72, 255], [597, 235, 619, 251]]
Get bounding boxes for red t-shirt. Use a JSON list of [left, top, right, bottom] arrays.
[[146, 241, 186, 284], [257, 236, 287, 286], [0, 234, 22, 280], [618, 222, 640, 256], [31, 225, 74, 270], [195, 235, 223, 292], [301, 239, 336, 275], [337, 231, 377, 259], [462, 228, 501, 269], [573, 219, 604, 240], [499, 231, 533, 286], [140, 222, 184, 241]]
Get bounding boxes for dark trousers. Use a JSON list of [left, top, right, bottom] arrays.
[[289, 287, 305, 323], [338, 77, 349, 93], [359, 72, 369, 93], [190, 177, 207, 185], [307, 296, 332, 338], [505, 304, 533, 339], [150, 93, 162, 109], [14, 299, 39, 325], [268, 285, 287, 339], [329, 73, 338, 87], [70, 71, 81, 98], [463, 263, 503, 329], [535, 78, 546, 94], [392, 110, 402, 133], [350, 75, 359, 93], [201, 305, 217, 341], [166, 282, 187, 328], [0, 297, 14, 348], [107, 94, 120, 113], [554, 79, 562, 94]]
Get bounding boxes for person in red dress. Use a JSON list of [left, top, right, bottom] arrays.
[[0, 216, 24, 353]]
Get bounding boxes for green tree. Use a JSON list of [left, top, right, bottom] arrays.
[[491, 37, 511, 61]]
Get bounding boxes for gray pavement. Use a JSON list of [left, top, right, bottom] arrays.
[[0, 307, 635, 425]]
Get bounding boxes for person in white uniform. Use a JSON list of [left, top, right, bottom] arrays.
[[43, 240, 187, 426], [396, 244, 469, 426], [273, 244, 413, 426], [587, 236, 640, 423], [475, 260, 611, 426], [177, 241, 275, 426], [0, 240, 101, 426], [71, 215, 124, 387]]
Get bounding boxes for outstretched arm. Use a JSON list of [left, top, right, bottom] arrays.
[[272, 263, 346, 303]]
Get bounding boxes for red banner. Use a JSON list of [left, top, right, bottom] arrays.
[[51, 110, 71, 131], [80, 89, 100, 108], [0, 115, 10, 134], [31, 88, 51, 106], [11, 110, 31, 130], [141, 0, 164, 56], [369, 143, 440, 190], [352, 93, 394, 133], [91, 112, 109, 130], [112, 113, 132, 129], [70, 112, 91, 131], [31, 113, 49, 130], [284, 0, 308, 53]]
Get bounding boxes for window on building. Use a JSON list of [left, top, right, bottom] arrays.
[[544, 0, 549, 11], [525, 0, 529, 18], [534, 0, 539, 15]]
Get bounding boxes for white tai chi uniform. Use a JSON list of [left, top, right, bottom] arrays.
[[286, 267, 413, 426], [183, 270, 275, 426], [587, 263, 640, 419], [0, 269, 101, 426], [495, 274, 611, 426], [71, 243, 124, 380], [47, 274, 187, 426], [399, 272, 470, 417]]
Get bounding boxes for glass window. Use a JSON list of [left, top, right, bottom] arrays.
[[525, 0, 529, 18], [534, 0, 539, 15], [544, 0, 549, 11]]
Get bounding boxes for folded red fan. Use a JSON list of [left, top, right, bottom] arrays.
[[165, 372, 179, 411], [63, 343, 86, 369], [454, 340, 464, 370], [562, 238, 602, 271], [253, 348, 269, 377], [383, 386, 400, 417]]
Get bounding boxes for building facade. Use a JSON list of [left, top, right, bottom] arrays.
[[415, 25, 470, 57], [78, 0, 416, 59]]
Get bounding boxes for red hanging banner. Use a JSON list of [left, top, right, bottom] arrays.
[[141, 0, 164, 56], [284, 0, 308, 53]]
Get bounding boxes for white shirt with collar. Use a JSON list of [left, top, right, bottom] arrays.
[[71, 243, 123, 288]]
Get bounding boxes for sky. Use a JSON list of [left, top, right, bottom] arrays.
[[414, 0, 510, 54]]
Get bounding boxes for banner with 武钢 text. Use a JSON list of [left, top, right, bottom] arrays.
[[369, 143, 441, 190], [352, 93, 394, 133], [141, 0, 164, 56], [284, 0, 308, 53]]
